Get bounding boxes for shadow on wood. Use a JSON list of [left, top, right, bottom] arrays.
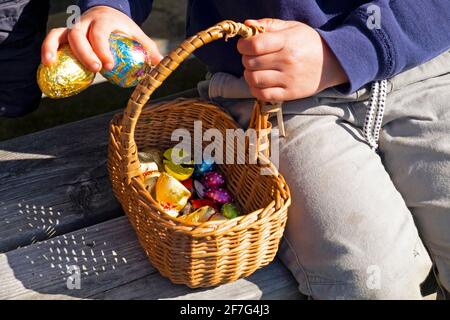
[[1, 217, 303, 300], [0, 112, 122, 253], [0, 90, 199, 253]]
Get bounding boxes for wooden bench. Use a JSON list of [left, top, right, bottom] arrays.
[[0, 92, 303, 300]]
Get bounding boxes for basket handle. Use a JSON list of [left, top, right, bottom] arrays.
[[120, 20, 282, 183]]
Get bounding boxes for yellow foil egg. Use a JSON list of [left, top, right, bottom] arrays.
[[178, 206, 216, 223], [155, 172, 192, 216], [37, 45, 95, 99]]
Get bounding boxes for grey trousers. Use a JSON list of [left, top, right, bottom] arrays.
[[199, 50, 450, 299]]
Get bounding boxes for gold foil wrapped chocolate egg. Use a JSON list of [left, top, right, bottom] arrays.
[[155, 173, 191, 217], [209, 213, 228, 222], [37, 45, 95, 99], [178, 206, 216, 223]]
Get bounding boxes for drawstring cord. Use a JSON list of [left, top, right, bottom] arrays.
[[363, 79, 388, 151]]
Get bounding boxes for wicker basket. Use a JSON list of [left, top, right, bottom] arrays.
[[108, 20, 291, 288]]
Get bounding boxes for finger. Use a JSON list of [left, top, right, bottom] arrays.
[[244, 69, 285, 89], [89, 23, 115, 70], [242, 52, 284, 71], [245, 18, 298, 32], [68, 27, 102, 72], [237, 32, 284, 56], [132, 28, 163, 65], [41, 28, 68, 65], [250, 87, 286, 102]]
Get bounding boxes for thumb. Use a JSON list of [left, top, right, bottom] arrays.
[[245, 18, 297, 32]]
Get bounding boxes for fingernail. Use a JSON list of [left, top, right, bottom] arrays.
[[45, 52, 54, 63], [104, 62, 114, 71], [92, 62, 101, 72]]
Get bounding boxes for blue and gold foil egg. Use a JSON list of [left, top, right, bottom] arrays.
[[100, 33, 149, 87]]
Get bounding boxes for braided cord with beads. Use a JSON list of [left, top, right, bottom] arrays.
[[373, 80, 387, 144], [363, 79, 388, 151]]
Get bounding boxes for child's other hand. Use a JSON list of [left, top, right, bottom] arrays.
[[238, 19, 348, 101], [41, 6, 163, 72]]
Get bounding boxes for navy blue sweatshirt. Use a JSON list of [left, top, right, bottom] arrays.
[[79, 0, 450, 93]]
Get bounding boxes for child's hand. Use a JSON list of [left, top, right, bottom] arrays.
[[238, 19, 348, 101], [41, 6, 163, 72]]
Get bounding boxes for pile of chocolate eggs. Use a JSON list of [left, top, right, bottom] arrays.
[[138, 147, 241, 223], [37, 33, 149, 99]]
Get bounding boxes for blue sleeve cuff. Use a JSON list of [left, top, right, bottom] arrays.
[[78, 0, 152, 25], [79, 0, 131, 17], [317, 26, 379, 94], [317, 9, 394, 94]]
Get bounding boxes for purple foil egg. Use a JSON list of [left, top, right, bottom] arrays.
[[201, 171, 225, 189], [204, 188, 233, 204]]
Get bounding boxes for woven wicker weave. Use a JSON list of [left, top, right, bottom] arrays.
[[108, 20, 291, 287]]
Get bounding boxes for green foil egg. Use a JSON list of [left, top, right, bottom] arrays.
[[220, 203, 240, 219]]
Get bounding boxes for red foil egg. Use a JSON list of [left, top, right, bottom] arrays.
[[181, 178, 194, 196], [191, 199, 219, 212]]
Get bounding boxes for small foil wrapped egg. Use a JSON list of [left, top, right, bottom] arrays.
[[194, 180, 206, 198], [37, 44, 95, 99], [179, 201, 194, 216], [138, 147, 163, 174], [155, 173, 191, 217], [201, 171, 226, 189], [143, 171, 160, 197], [140, 161, 159, 176], [164, 160, 194, 181], [181, 178, 194, 195], [193, 159, 215, 178], [221, 203, 240, 219], [205, 188, 233, 204], [178, 206, 216, 223], [163, 147, 194, 181], [100, 33, 149, 87], [209, 213, 228, 221], [191, 199, 219, 212]]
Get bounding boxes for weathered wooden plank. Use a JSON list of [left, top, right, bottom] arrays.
[[0, 216, 302, 300], [0, 217, 148, 299], [0, 90, 197, 253], [91, 262, 303, 300]]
